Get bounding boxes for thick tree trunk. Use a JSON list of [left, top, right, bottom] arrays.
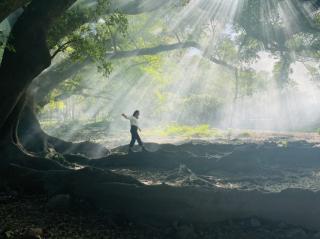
[[18, 98, 48, 154], [18, 99, 110, 158], [0, 0, 76, 159]]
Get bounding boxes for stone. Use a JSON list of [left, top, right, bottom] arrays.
[[47, 194, 70, 211], [22, 228, 43, 239], [250, 218, 261, 228], [312, 232, 320, 239], [285, 228, 307, 239], [176, 224, 196, 239]]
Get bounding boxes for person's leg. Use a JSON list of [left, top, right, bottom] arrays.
[[136, 133, 143, 146], [129, 131, 136, 151], [136, 132, 147, 151]]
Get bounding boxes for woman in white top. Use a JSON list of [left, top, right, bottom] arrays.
[[122, 110, 146, 152]]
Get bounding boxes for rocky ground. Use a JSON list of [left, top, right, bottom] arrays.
[[2, 135, 320, 238], [98, 139, 320, 192], [1, 191, 320, 239]]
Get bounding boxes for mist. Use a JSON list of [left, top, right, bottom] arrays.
[[36, 0, 320, 143]]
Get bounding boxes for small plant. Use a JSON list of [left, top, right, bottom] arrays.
[[238, 132, 252, 138], [277, 140, 288, 148]]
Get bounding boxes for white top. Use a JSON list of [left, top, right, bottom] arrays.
[[128, 116, 139, 127]]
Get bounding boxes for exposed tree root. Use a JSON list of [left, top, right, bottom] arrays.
[[3, 159, 320, 230], [1, 162, 142, 195], [89, 141, 320, 174], [2, 141, 320, 230], [18, 103, 110, 159], [0, 142, 66, 171], [47, 135, 110, 159]]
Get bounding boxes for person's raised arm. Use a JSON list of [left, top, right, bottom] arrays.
[[121, 113, 129, 119]]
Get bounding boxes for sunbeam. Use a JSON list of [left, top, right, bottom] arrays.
[[29, 0, 320, 146]]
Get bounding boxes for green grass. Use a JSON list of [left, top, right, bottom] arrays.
[[237, 131, 253, 138], [159, 124, 222, 138]]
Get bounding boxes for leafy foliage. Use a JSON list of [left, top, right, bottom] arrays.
[[49, 0, 128, 76], [34, 0, 320, 135]]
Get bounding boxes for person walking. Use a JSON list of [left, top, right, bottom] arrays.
[[122, 110, 146, 152]]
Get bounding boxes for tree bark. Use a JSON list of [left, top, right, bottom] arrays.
[[17, 97, 48, 154], [17, 96, 110, 158], [109, 0, 173, 14], [0, 0, 76, 135], [106, 42, 200, 60], [0, 0, 78, 169], [0, 0, 29, 23]]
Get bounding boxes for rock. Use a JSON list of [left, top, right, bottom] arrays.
[[250, 218, 261, 228], [4, 230, 14, 238], [172, 220, 180, 230], [285, 228, 307, 239], [22, 228, 43, 239], [163, 226, 175, 237], [279, 221, 287, 228], [47, 194, 70, 211], [176, 224, 196, 239]]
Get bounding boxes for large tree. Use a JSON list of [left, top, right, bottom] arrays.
[[12, 0, 200, 157], [0, 0, 76, 153], [17, 0, 320, 156], [2, 0, 320, 229]]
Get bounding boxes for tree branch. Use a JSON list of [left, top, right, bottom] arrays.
[[49, 0, 173, 47], [32, 41, 200, 106], [113, 0, 172, 14], [209, 56, 237, 71], [50, 39, 76, 59], [106, 41, 201, 59]]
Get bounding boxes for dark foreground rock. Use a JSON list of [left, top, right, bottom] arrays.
[[1, 193, 320, 239]]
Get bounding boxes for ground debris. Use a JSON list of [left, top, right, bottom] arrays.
[[0, 193, 320, 239]]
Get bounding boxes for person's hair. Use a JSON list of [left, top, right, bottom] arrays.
[[133, 110, 140, 117]]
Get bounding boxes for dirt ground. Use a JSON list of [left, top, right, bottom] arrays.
[[1, 192, 320, 239], [2, 131, 320, 238], [101, 133, 320, 193]]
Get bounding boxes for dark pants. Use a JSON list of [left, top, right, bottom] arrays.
[[129, 126, 143, 147]]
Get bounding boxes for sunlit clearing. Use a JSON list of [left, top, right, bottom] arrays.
[[33, 0, 320, 147]]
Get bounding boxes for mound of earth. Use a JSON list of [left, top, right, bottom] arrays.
[[3, 139, 320, 236], [89, 140, 320, 192]]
